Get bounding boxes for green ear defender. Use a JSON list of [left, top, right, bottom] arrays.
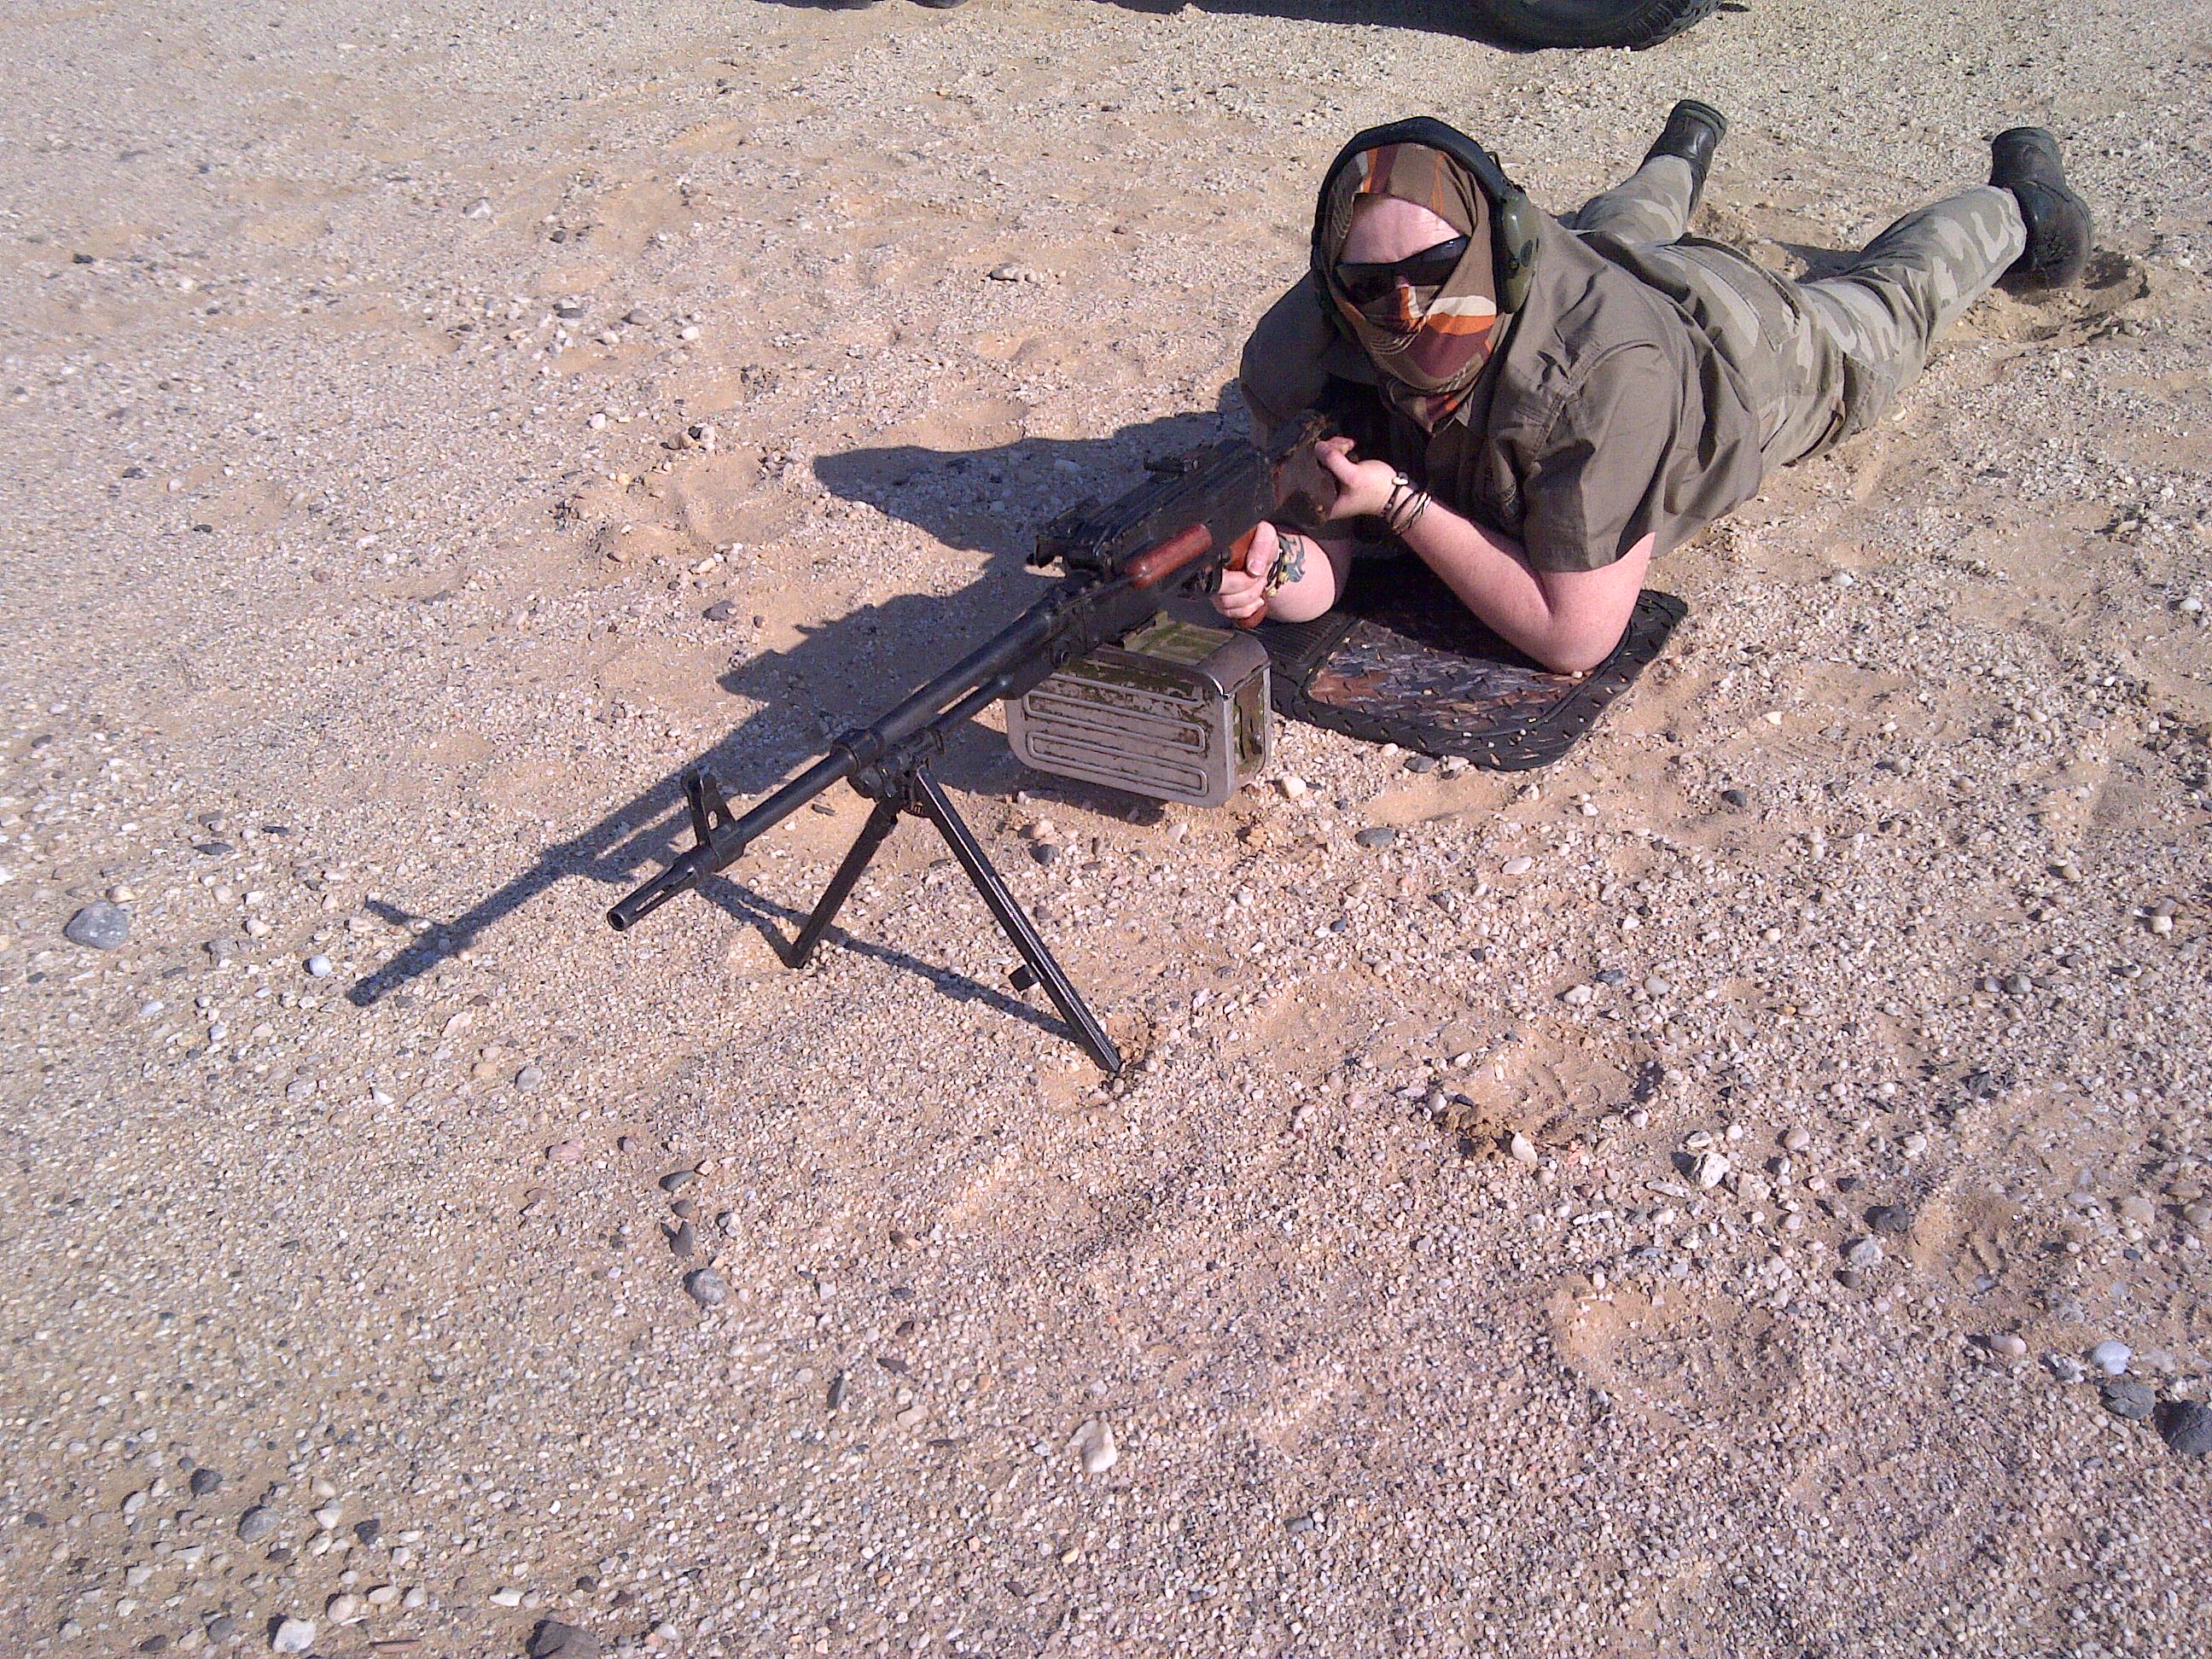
[[1313, 115, 1541, 314], [1489, 190, 1540, 315]]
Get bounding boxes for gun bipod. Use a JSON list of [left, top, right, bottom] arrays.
[[705, 740, 1122, 1076]]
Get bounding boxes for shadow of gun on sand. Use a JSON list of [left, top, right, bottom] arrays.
[[346, 401, 1250, 1020], [344, 741, 1070, 1045]]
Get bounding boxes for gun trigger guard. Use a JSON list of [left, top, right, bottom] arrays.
[[684, 768, 735, 848]]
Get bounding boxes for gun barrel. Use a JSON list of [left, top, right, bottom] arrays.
[[606, 847, 711, 931], [606, 580, 1118, 933]]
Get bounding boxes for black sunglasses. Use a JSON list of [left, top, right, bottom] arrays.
[[1333, 236, 1471, 306]]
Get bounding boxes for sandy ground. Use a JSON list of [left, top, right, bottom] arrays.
[[3, 0, 2210, 1653]]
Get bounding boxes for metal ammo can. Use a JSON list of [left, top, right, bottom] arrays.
[[1004, 614, 1270, 807]]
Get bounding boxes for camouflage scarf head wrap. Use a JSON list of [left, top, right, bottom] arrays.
[[1315, 141, 1503, 430]]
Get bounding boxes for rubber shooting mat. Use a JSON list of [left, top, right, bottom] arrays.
[[1252, 556, 1687, 771]]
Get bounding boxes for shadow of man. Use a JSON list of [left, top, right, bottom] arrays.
[[810, 399, 1240, 561], [346, 396, 1251, 1039], [749, 0, 1555, 46]]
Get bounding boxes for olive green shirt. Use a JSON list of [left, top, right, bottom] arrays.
[[1243, 214, 1807, 573]]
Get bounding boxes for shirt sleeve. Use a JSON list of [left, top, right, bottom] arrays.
[[1239, 276, 1371, 441], [1514, 342, 1677, 573]]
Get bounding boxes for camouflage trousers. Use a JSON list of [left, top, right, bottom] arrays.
[[1573, 157, 2027, 463]]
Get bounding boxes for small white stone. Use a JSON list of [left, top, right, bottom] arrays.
[[1072, 1418, 1118, 1475], [271, 1620, 317, 1654], [1510, 1132, 1539, 1166], [325, 1593, 363, 1626], [1694, 1151, 1730, 1190], [305, 955, 333, 978], [1501, 856, 1533, 876], [1782, 1126, 1810, 1153], [2088, 1340, 2131, 1377], [490, 1586, 524, 1608], [312, 1504, 342, 1530], [1276, 775, 1307, 799], [1988, 1333, 2028, 1359], [1900, 1132, 1928, 1159]]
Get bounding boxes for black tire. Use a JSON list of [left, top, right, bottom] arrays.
[[1465, 0, 1723, 49]]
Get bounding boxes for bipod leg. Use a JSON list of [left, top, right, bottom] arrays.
[[906, 766, 1123, 1076], [786, 796, 904, 968]]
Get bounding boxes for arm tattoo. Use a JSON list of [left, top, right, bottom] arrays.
[[1263, 531, 1308, 597]]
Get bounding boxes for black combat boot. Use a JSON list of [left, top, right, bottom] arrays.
[[1644, 98, 1729, 213], [1990, 126, 2093, 288]]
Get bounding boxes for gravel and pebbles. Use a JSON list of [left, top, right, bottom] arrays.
[[2, 0, 2209, 1654]]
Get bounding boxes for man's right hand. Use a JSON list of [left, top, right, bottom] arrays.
[[1314, 435, 1401, 521], [1212, 521, 1282, 626]]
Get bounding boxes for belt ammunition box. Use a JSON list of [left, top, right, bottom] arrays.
[[1005, 615, 1270, 807]]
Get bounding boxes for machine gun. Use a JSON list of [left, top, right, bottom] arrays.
[[606, 414, 1336, 1075]]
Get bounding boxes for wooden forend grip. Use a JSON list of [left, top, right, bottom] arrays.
[[1124, 523, 1215, 589]]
